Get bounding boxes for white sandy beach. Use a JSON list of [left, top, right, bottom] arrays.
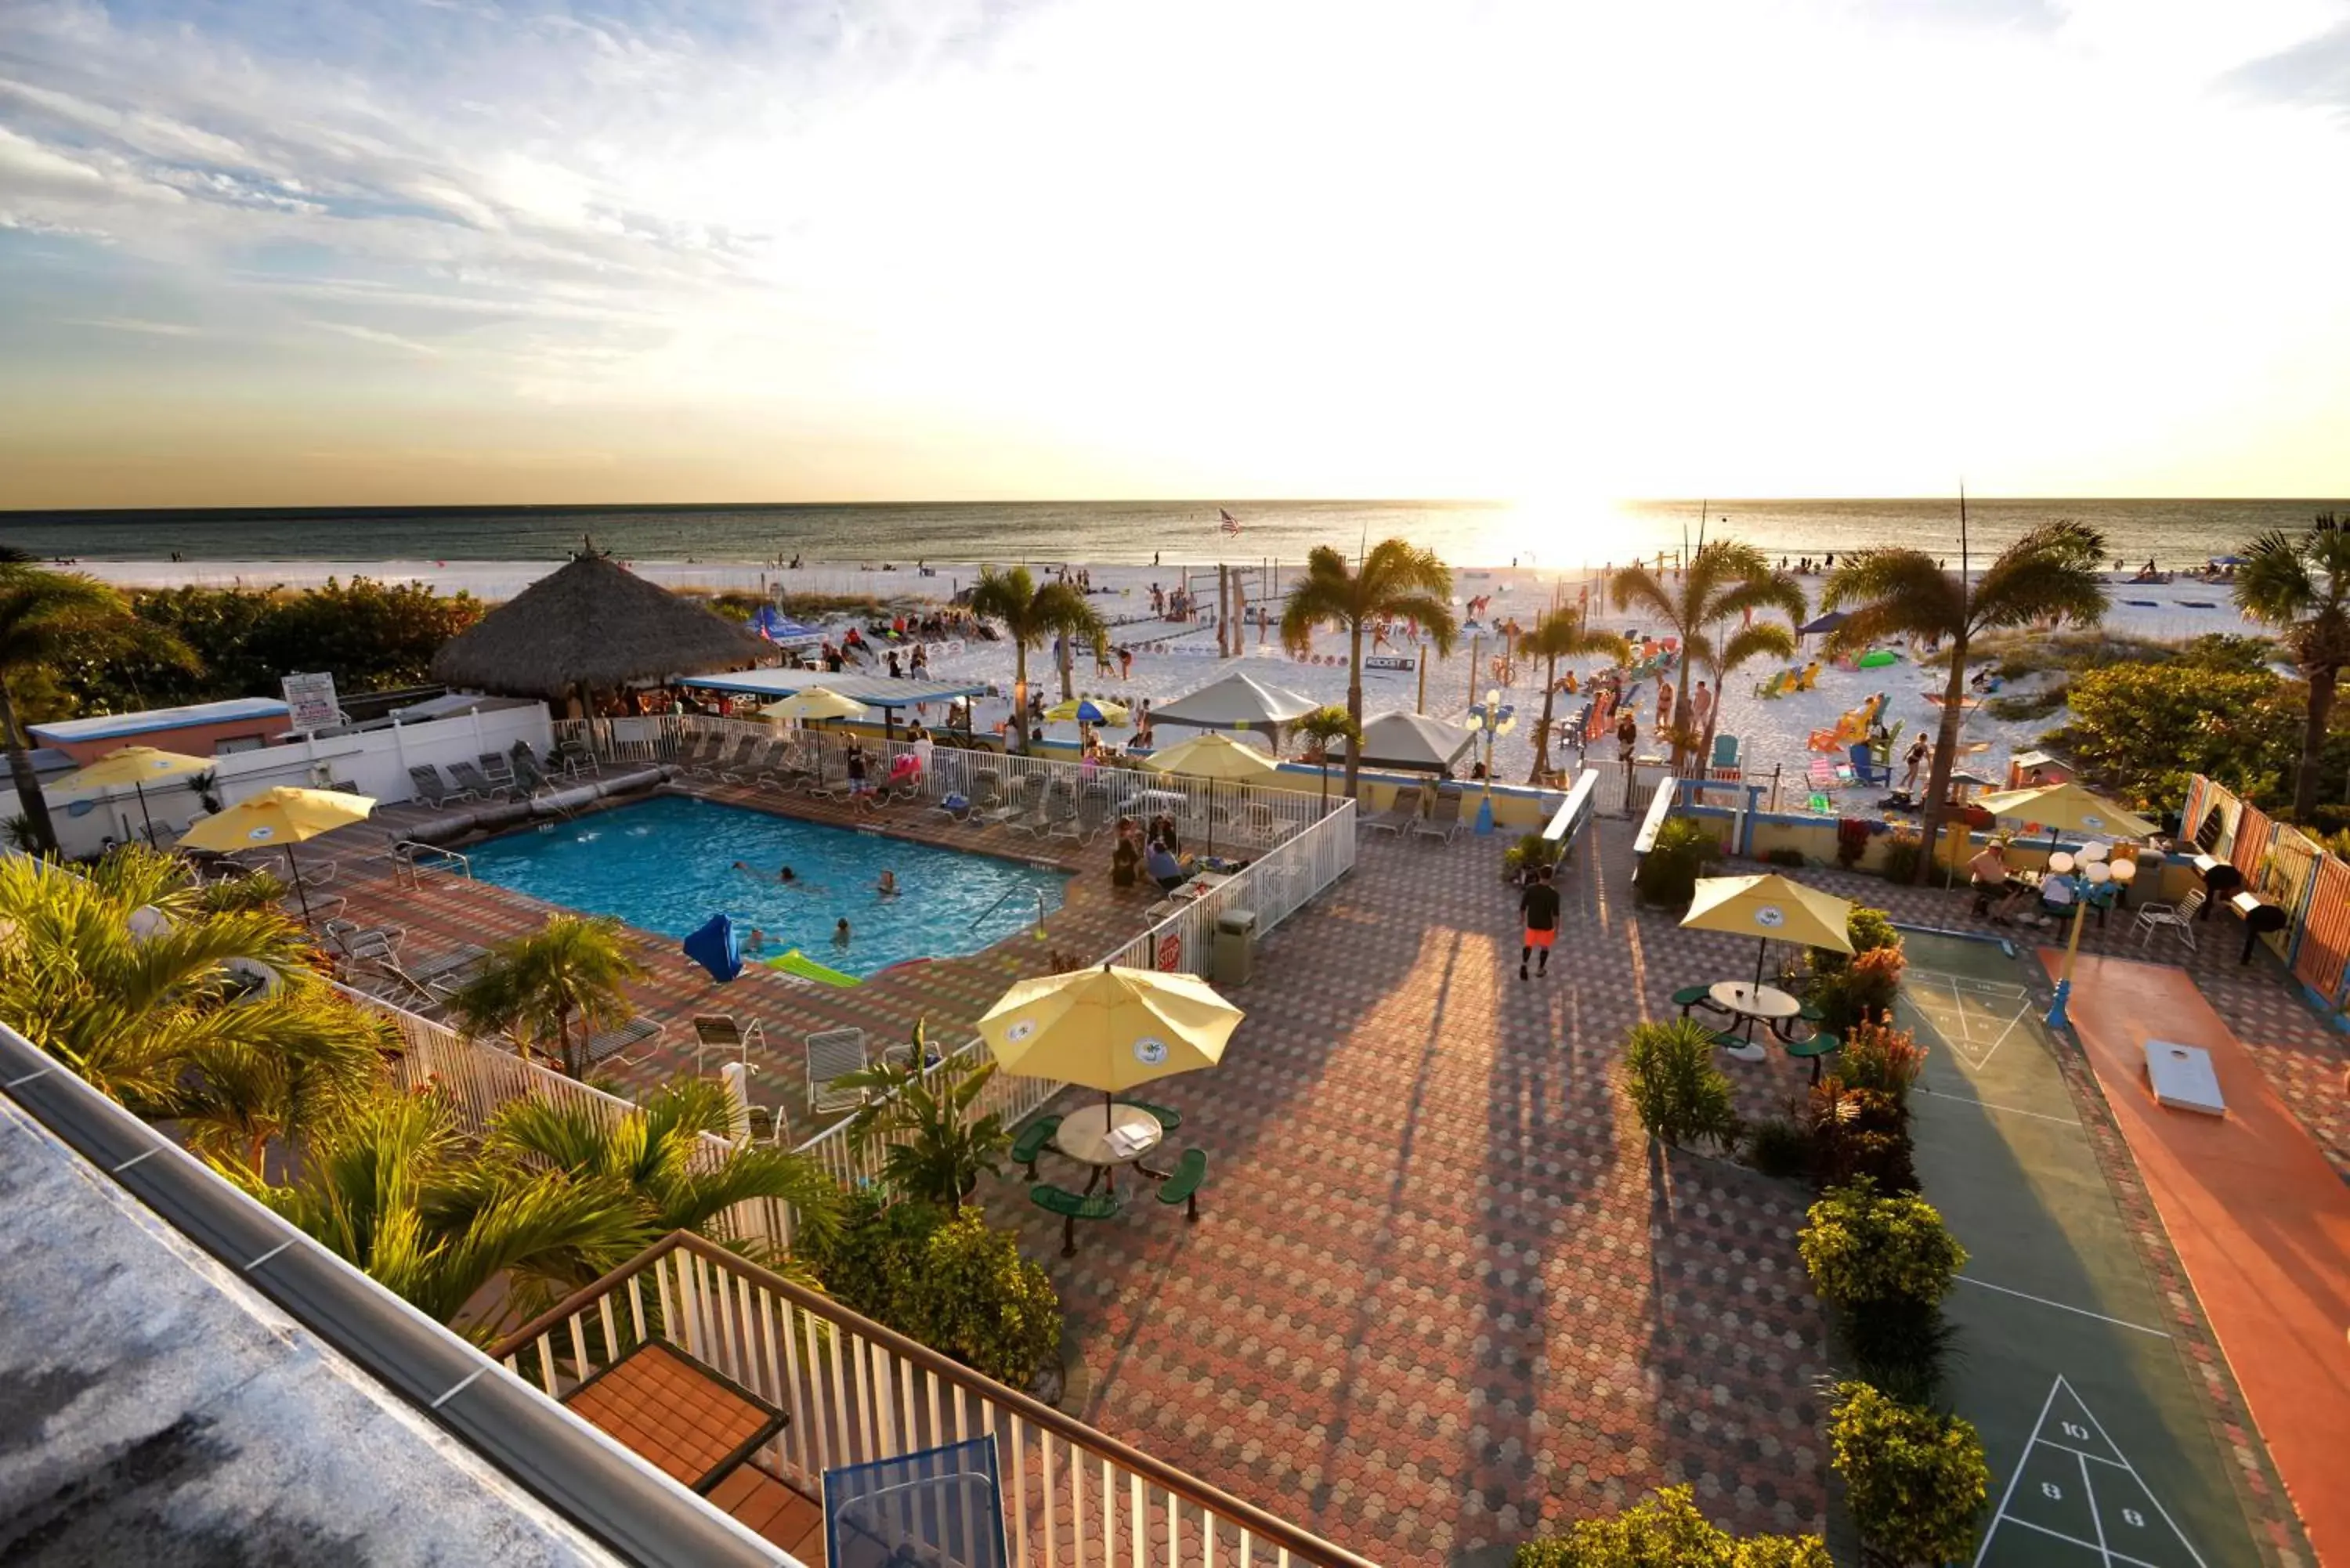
[[78, 555, 2257, 811]]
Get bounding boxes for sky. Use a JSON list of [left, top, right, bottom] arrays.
[[2, 0, 2349, 511]]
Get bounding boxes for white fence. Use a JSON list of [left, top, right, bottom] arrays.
[[491, 1234, 1377, 1568], [26, 703, 554, 859]]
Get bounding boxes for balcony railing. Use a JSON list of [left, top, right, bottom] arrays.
[[491, 1231, 1379, 1568]]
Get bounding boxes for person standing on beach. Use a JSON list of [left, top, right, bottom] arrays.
[[1519, 865, 1560, 981], [1690, 681, 1714, 732], [1901, 732, 1932, 793]]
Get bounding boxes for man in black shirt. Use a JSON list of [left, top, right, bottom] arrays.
[[1520, 865, 1561, 980]]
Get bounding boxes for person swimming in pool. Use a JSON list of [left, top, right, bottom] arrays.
[[744, 927, 769, 956], [876, 870, 898, 897], [833, 917, 852, 947]]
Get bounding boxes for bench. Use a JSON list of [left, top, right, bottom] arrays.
[[1630, 774, 1678, 855], [1781, 1031, 1841, 1085], [1540, 769, 1602, 861], [1672, 984, 1730, 1019], [1157, 1148, 1208, 1220], [1115, 1099, 1182, 1131], [1031, 1183, 1123, 1255], [1010, 1115, 1062, 1179]]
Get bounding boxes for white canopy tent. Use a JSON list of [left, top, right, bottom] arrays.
[[1149, 671, 1319, 731], [1334, 711, 1477, 774]]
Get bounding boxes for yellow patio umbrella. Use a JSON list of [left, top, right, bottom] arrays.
[[54, 746, 211, 847], [1147, 732, 1282, 854], [1681, 872, 1856, 989], [179, 786, 375, 923], [759, 687, 868, 724], [1044, 696, 1130, 725], [1972, 781, 2156, 852], [978, 963, 1243, 1104]]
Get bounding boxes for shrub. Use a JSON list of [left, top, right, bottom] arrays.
[[1842, 1294, 1962, 1409], [1877, 830, 1923, 883], [1762, 846, 1807, 869], [1513, 1485, 1830, 1567], [807, 1189, 943, 1322], [1813, 945, 1904, 1033], [1621, 1018, 1741, 1151], [1799, 1178, 1966, 1307], [906, 1209, 1064, 1390], [1986, 685, 2070, 722], [1829, 1382, 1990, 1567], [837, 1051, 1009, 1212], [1837, 1021, 1928, 1104], [1835, 818, 1871, 869], [1744, 1117, 1811, 1180], [1804, 1082, 1918, 1191], [1813, 906, 1901, 974], [197, 870, 290, 915], [1505, 832, 1564, 880], [1635, 817, 1722, 905]]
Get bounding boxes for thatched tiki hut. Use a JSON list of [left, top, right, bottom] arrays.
[[432, 553, 768, 717]]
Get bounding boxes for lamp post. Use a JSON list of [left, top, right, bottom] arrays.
[[1466, 687, 1516, 836], [2045, 845, 2136, 1029]]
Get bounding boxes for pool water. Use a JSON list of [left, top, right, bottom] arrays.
[[464, 796, 1069, 979]]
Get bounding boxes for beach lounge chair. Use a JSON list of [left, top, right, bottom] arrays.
[[324, 918, 403, 964], [1848, 742, 1892, 788], [667, 732, 720, 773], [1753, 670, 1791, 700], [583, 1016, 662, 1068], [366, 942, 490, 1013], [477, 752, 519, 793], [724, 738, 789, 786], [550, 737, 602, 777], [967, 768, 1004, 815], [1410, 794, 1462, 845], [699, 735, 759, 781], [1054, 782, 1115, 845], [1806, 757, 1842, 793], [446, 758, 512, 801], [1710, 734, 1742, 773], [1363, 785, 1424, 836], [407, 764, 475, 807], [983, 774, 1046, 829], [806, 1027, 870, 1115], [692, 1013, 766, 1072], [1016, 782, 1075, 838], [508, 745, 555, 797]]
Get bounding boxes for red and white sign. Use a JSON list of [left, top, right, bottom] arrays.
[[1156, 934, 1181, 971]]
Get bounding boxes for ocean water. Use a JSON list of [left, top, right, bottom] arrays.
[[1, 497, 2337, 570]]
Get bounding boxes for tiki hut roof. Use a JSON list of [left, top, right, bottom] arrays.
[[431, 554, 768, 699]]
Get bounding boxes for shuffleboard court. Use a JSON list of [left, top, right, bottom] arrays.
[[1892, 931, 2264, 1568]]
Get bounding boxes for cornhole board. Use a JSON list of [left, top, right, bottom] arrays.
[[2143, 1039, 2225, 1116]]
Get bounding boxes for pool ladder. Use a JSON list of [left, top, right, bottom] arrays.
[[972, 887, 1049, 935]]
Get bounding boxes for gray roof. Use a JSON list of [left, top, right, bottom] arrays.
[[675, 670, 988, 707], [0, 1093, 622, 1567]]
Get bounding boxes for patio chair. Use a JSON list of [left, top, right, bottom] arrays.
[[477, 752, 519, 792], [700, 735, 760, 781], [693, 1013, 766, 1073], [1018, 782, 1076, 839], [323, 918, 403, 964], [759, 739, 819, 794], [446, 758, 513, 801], [1362, 786, 1423, 837], [407, 764, 475, 807], [2135, 887, 2204, 952], [967, 768, 1005, 816], [806, 1028, 870, 1115], [550, 737, 602, 777], [724, 739, 790, 786], [583, 1016, 663, 1068], [1157, 1148, 1207, 1221], [1847, 742, 1891, 789], [1410, 795, 1462, 845], [1052, 783, 1112, 845], [984, 774, 1047, 829], [669, 732, 721, 773]]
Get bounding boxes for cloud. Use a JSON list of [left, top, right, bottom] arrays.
[[2227, 20, 2350, 112], [61, 316, 200, 336]]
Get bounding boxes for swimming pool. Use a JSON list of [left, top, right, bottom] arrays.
[[464, 796, 1069, 979]]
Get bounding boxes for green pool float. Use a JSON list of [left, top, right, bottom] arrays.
[[1856, 649, 1901, 668], [766, 949, 860, 988]]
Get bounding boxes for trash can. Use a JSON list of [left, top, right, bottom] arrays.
[[1213, 908, 1258, 988]]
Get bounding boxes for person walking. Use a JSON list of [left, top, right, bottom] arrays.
[[1519, 865, 1561, 981], [1900, 732, 1932, 793]]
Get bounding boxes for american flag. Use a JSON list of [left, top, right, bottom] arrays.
[[1218, 508, 1242, 535]]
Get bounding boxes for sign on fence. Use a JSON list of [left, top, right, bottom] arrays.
[[1363, 655, 1415, 671], [1156, 934, 1180, 971], [282, 671, 339, 733]]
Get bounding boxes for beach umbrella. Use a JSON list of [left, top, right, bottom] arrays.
[[1147, 732, 1283, 854], [178, 786, 374, 924], [54, 746, 211, 847], [1797, 611, 1849, 637], [683, 913, 743, 984], [759, 688, 867, 724], [1044, 696, 1129, 726], [978, 964, 1243, 1106], [1681, 872, 1855, 988], [1972, 781, 2155, 856]]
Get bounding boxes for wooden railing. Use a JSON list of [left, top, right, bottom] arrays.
[[490, 1232, 1380, 1568]]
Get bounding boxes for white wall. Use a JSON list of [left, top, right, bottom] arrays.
[[9, 703, 555, 858]]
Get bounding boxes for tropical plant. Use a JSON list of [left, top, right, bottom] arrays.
[[2046, 662, 2312, 815], [1799, 1178, 1965, 1307], [1810, 945, 1904, 1034], [2232, 516, 2350, 821], [466, 1076, 842, 1289], [238, 1089, 648, 1336], [1829, 1382, 1990, 1567], [1519, 607, 1631, 784], [449, 914, 644, 1078], [1632, 815, 1722, 905], [905, 1209, 1064, 1389], [0, 564, 194, 853], [1502, 831, 1562, 881], [1513, 1485, 1830, 1567], [834, 1053, 1010, 1212], [1620, 1017, 1741, 1151], [1291, 704, 1361, 807], [0, 847, 387, 1151], [1815, 906, 1901, 973], [1842, 1294, 1963, 1411], [196, 869, 290, 915], [1823, 520, 2108, 880], [1744, 1117, 1812, 1180], [185, 768, 222, 814], [1609, 541, 1806, 773], [1836, 1021, 1928, 1104], [1878, 830, 1924, 884], [1279, 540, 1461, 797], [807, 1188, 944, 1321], [1694, 620, 1799, 777], [1802, 1081, 1917, 1192], [966, 566, 1108, 748]]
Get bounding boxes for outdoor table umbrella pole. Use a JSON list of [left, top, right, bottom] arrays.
[[282, 845, 315, 925], [131, 781, 157, 847]]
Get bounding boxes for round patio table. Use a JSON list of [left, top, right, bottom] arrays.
[[1709, 981, 1799, 1064], [1053, 1102, 1167, 1195]]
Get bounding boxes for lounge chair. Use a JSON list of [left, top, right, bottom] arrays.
[[366, 943, 490, 1013], [700, 735, 759, 781], [724, 739, 790, 786], [407, 765, 475, 807], [983, 774, 1046, 829], [477, 752, 519, 793], [1363, 785, 1423, 837], [446, 758, 512, 801], [508, 746, 555, 797], [1753, 670, 1791, 700], [582, 1016, 663, 1068], [1052, 783, 1113, 845], [323, 919, 403, 964], [550, 738, 602, 777], [693, 1013, 766, 1072], [966, 768, 1004, 817], [669, 732, 721, 774], [806, 1027, 870, 1115], [1015, 782, 1074, 838], [1410, 795, 1462, 845]]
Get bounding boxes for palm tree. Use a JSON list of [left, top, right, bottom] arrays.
[[450, 914, 645, 1078], [1609, 542, 1805, 773], [1291, 705, 1361, 806], [2232, 517, 2350, 821], [0, 846, 387, 1137], [238, 1090, 649, 1335], [0, 564, 192, 854], [1519, 609, 1632, 785], [965, 566, 1107, 751], [834, 1054, 1009, 1214], [1279, 541, 1460, 798], [1824, 520, 2107, 880], [1694, 621, 1800, 777], [458, 1076, 841, 1295]]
